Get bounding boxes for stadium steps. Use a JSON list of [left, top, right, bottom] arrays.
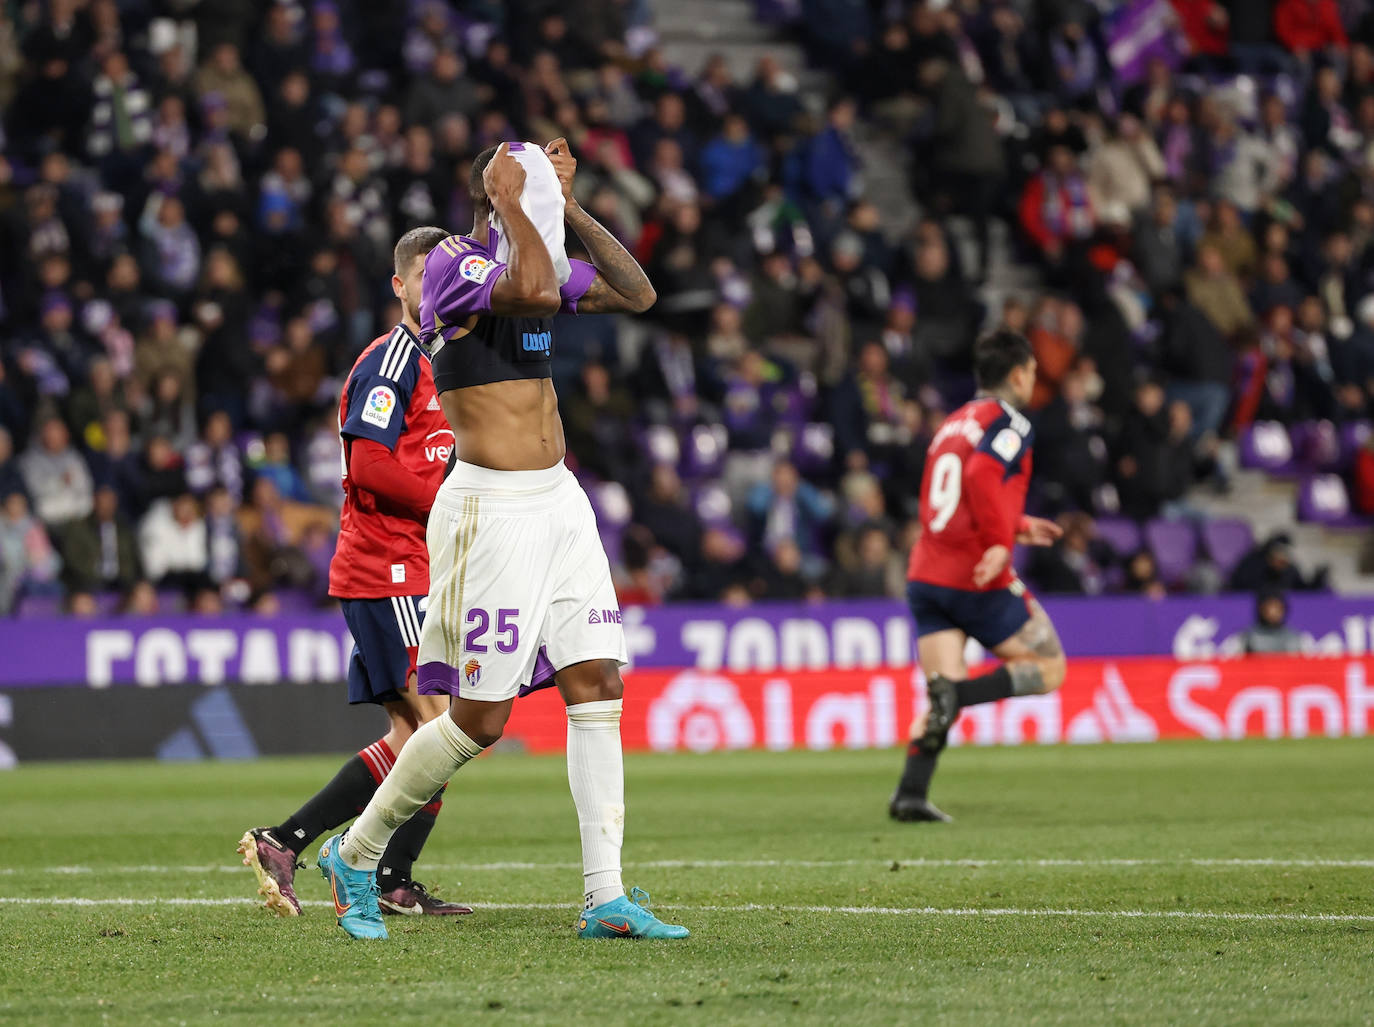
[[648, 0, 807, 79], [1187, 461, 1374, 595], [852, 124, 921, 242]]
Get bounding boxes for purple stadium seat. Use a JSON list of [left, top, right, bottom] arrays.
[[1291, 420, 1342, 472], [1340, 421, 1372, 466], [15, 593, 62, 618], [681, 423, 727, 479], [591, 481, 633, 528], [641, 424, 680, 467], [791, 422, 835, 475], [1297, 474, 1355, 525], [1094, 516, 1142, 559], [1144, 519, 1198, 586], [1238, 421, 1295, 474], [692, 481, 733, 528], [1199, 518, 1254, 578]]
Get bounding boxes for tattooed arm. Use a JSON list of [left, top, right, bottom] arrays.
[[545, 138, 657, 314]]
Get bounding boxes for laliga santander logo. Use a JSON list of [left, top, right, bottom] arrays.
[[646, 671, 755, 753], [1065, 664, 1159, 743]]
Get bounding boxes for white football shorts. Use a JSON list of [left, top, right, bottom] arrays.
[[415, 458, 627, 702]]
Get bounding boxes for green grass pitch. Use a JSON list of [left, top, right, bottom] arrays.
[[0, 738, 1371, 1025]]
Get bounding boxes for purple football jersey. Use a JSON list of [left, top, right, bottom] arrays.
[[418, 229, 506, 349]]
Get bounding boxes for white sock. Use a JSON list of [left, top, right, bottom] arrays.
[[340, 714, 482, 870], [566, 699, 625, 909]]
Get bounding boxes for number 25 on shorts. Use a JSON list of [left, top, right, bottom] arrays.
[[464, 608, 519, 653]]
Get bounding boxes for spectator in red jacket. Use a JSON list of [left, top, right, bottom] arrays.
[[1019, 143, 1095, 265], [1353, 433, 1374, 515], [1274, 0, 1348, 57], [1170, 1, 1229, 58]]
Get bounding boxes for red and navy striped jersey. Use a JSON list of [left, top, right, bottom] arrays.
[[328, 324, 451, 599]]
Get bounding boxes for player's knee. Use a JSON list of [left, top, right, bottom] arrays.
[[447, 702, 505, 748], [558, 659, 624, 705]]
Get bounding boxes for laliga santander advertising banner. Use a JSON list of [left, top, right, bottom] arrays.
[[499, 656, 1374, 753]]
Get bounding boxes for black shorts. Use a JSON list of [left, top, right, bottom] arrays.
[[340, 596, 425, 705], [906, 579, 1034, 650]]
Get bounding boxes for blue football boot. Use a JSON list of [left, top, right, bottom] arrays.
[[317, 833, 387, 940], [577, 887, 690, 939]]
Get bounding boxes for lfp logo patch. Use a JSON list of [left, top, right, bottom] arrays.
[[361, 385, 397, 429], [463, 658, 482, 688], [459, 254, 494, 284]]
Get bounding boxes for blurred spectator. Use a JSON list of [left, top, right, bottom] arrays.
[[924, 57, 1003, 279], [564, 363, 640, 484], [1353, 431, 1374, 514], [1019, 143, 1095, 268], [59, 485, 141, 599], [194, 43, 265, 140], [746, 459, 834, 570], [1275, 0, 1348, 57], [406, 52, 481, 129], [826, 523, 902, 598], [678, 526, 747, 601], [1087, 115, 1165, 218], [205, 484, 244, 587], [20, 416, 94, 529], [699, 114, 764, 205], [1124, 549, 1168, 599], [239, 477, 333, 599], [1228, 532, 1327, 592], [253, 432, 313, 504], [1028, 297, 1082, 410], [635, 464, 702, 563], [832, 342, 908, 470], [801, 98, 860, 208], [139, 492, 212, 602], [1158, 290, 1234, 441], [1115, 382, 1193, 519], [1239, 590, 1305, 653], [1034, 360, 1109, 512], [1027, 513, 1110, 595], [1186, 243, 1255, 339], [185, 411, 244, 500], [0, 491, 62, 614]]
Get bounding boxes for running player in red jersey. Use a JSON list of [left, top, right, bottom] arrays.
[[237, 228, 471, 916], [890, 330, 1068, 823]]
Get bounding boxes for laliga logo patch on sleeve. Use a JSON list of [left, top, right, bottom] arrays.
[[361, 385, 397, 429], [991, 427, 1023, 462], [459, 254, 494, 283]]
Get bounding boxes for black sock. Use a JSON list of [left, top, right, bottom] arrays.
[[273, 752, 381, 856], [896, 740, 939, 800], [955, 666, 1014, 709], [377, 785, 446, 889]]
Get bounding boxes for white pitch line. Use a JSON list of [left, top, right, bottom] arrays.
[[0, 896, 1370, 924], [4, 857, 1373, 876]]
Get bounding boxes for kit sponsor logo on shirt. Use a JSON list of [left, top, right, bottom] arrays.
[[361, 385, 397, 428]]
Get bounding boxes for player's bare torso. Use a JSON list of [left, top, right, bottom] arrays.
[[439, 373, 565, 472]]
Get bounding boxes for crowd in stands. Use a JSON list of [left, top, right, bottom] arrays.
[[0, 0, 1370, 616]]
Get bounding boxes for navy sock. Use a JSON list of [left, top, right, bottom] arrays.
[[274, 751, 382, 856], [955, 666, 1014, 709], [896, 739, 939, 799]]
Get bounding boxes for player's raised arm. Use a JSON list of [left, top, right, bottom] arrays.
[[485, 144, 561, 316], [545, 138, 657, 314]]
